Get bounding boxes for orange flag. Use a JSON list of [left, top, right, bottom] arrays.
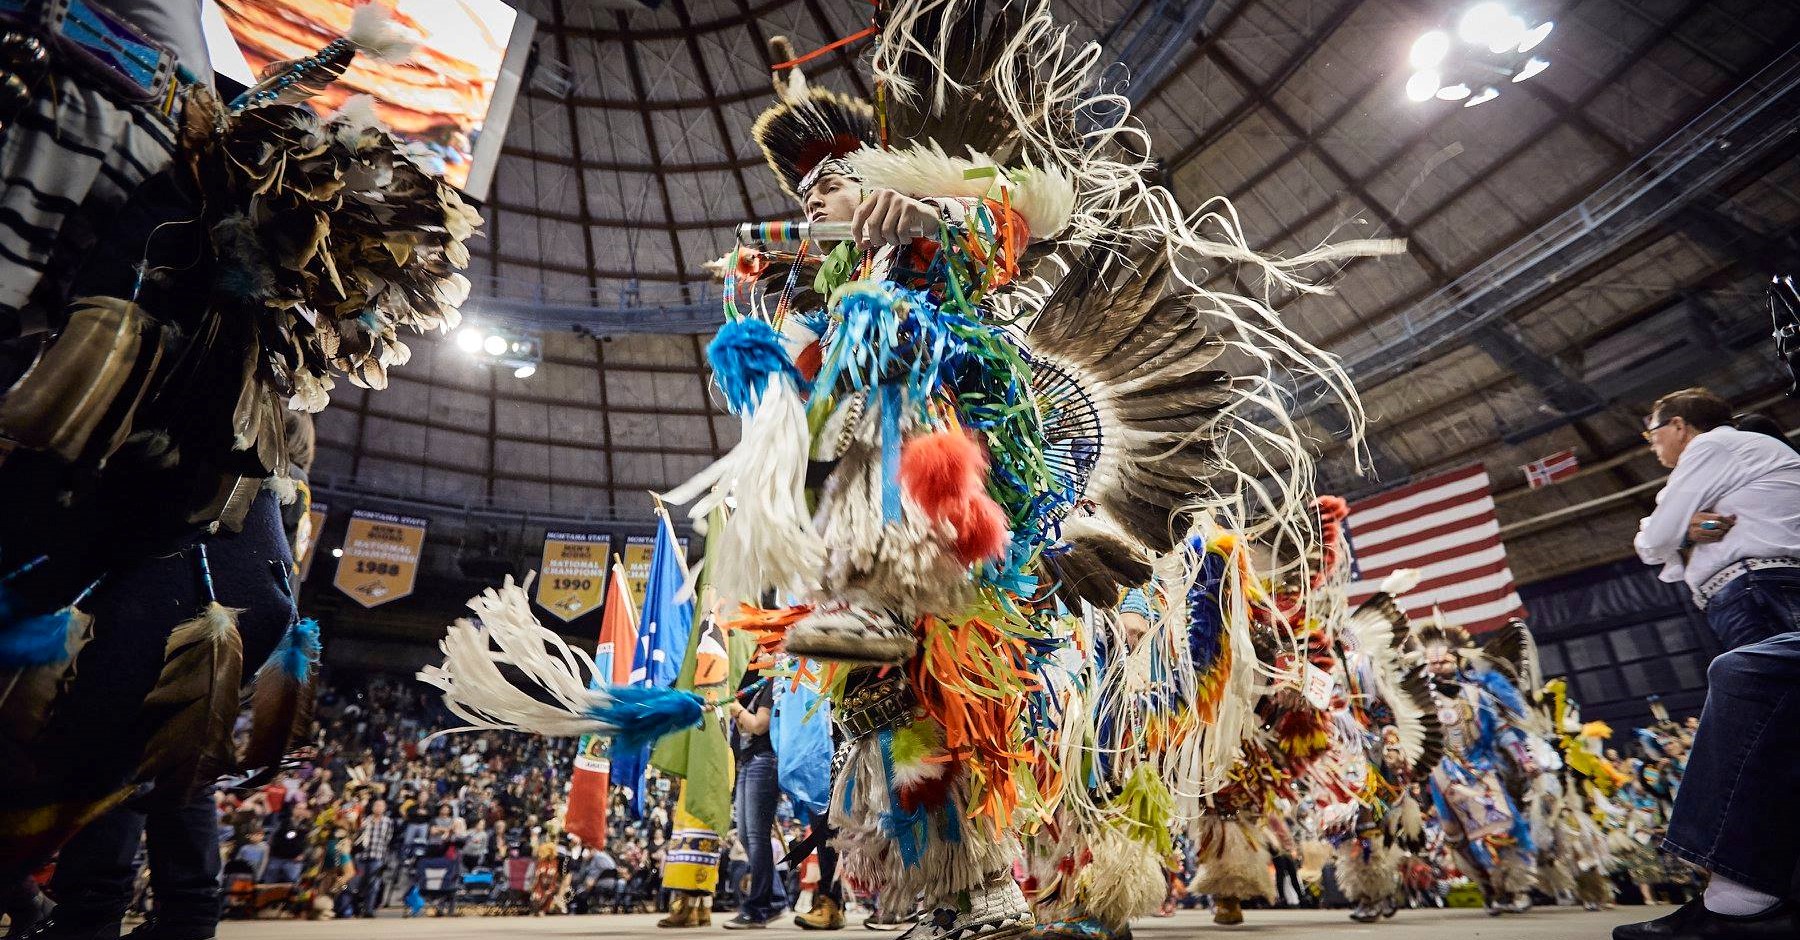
[[565, 560, 637, 848]]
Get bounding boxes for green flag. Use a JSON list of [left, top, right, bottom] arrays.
[[649, 510, 734, 838]]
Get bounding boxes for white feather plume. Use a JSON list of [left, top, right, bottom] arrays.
[[848, 142, 1076, 239], [348, 3, 419, 62], [1380, 568, 1422, 597], [419, 574, 647, 739], [661, 377, 824, 608]]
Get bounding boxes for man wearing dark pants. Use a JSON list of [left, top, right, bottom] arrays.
[[352, 799, 396, 917], [724, 674, 783, 929], [22, 492, 298, 940], [44, 792, 223, 940], [1618, 389, 1800, 939]]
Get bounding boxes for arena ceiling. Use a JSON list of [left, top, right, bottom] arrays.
[[310, 0, 1800, 591]]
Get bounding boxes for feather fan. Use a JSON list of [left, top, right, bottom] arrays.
[[419, 575, 704, 751]]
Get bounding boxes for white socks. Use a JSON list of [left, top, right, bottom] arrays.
[[1703, 874, 1779, 916]]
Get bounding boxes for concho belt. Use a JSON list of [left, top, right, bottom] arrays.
[[837, 674, 916, 738]]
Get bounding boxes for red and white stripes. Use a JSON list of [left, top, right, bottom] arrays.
[[1344, 465, 1527, 635]]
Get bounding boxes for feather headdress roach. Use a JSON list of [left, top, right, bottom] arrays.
[[750, 37, 876, 198]]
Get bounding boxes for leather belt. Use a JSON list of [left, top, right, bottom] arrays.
[[1694, 556, 1800, 609], [837, 674, 915, 738]]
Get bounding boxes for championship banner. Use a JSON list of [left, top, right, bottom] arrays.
[[333, 510, 426, 608], [297, 501, 328, 581], [535, 531, 607, 621]]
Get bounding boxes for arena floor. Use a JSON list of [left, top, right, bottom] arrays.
[[214, 905, 1669, 938]]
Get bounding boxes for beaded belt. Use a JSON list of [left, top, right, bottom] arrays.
[[1694, 556, 1800, 609], [837, 674, 916, 738], [0, 0, 179, 108]]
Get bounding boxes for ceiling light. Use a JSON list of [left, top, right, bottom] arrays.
[[1436, 83, 1472, 100], [1513, 56, 1550, 82], [455, 328, 483, 354], [1458, 3, 1513, 46], [331, 548, 344, 558], [482, 333, 508, 356], [1487, 15, 1528, 53], [1464, 86, 1500, 107], [1406, 70, 1442, 102], [1409, 31, 1449, 70], [1517, 20, 1554, 53], [513, 364, 537, 379]]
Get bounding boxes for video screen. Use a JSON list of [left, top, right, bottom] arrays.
[[210, 0, 533, 198]]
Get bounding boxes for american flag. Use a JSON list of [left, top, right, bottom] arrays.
[[1343, 465, 1527, 636], [1521, 449, 1580, 489]]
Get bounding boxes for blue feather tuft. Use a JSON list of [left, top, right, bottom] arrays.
[[0, 585, 72, 668], [1186, 539, 1227, 676], [707, 317, 806, 413], [270, 617, 323, 683], [587, 685, 705, 752]]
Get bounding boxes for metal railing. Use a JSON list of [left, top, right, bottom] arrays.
[[461, 274, 724, 335], [310, 473, 664, 531]]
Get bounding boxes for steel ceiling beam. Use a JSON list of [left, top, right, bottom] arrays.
[[1162, 0, 1362, 175], [1112, 0, 1220, 106], [1289, 41, 1800, 414], [1183, 0, 1696, 313], [673, 0, 760, 221]]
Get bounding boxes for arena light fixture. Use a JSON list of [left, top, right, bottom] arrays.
[[1464, 86, 1500, 107], [456, 320, 543, 378], [1406, 70, 1442, 102], [331, 547, 345, 558], [1410, 31, 1449, 69], [1517, 21, 1554, 53], [1513, 56, 1550, 82], [1457, 3, 1514, 47], [1407, 4, 1551, 106]]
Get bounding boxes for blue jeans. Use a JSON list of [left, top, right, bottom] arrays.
[[734, 751, 786, 921], [1704, 567, 1800, 650], [1665, 571, 1800, 894], [264, 858, 304, 884]]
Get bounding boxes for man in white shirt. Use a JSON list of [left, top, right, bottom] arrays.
[[1617, 388, 1800, 940], [1635, 388, 1800, 648]]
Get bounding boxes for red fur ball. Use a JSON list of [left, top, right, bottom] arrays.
[[900, 429, 988, 518], [945, 491, 1010, 564]]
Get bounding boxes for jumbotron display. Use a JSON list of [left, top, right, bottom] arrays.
[[211, 0, 534, 198]]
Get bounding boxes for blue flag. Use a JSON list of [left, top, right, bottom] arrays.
[[613, 513, 694, 814]]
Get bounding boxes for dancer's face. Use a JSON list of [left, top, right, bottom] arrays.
[[803, 174, 861, 223], [1424, 641, 1458, 678]]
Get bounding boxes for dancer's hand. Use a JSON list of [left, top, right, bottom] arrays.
[[1687, 512, 1735, 544], [852, 189, 938, 249]]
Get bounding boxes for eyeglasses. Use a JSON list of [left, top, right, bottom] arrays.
[[1641, 418, 1673, 442]]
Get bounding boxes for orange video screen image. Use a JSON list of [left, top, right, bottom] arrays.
[[216, 0, 522, 193]]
